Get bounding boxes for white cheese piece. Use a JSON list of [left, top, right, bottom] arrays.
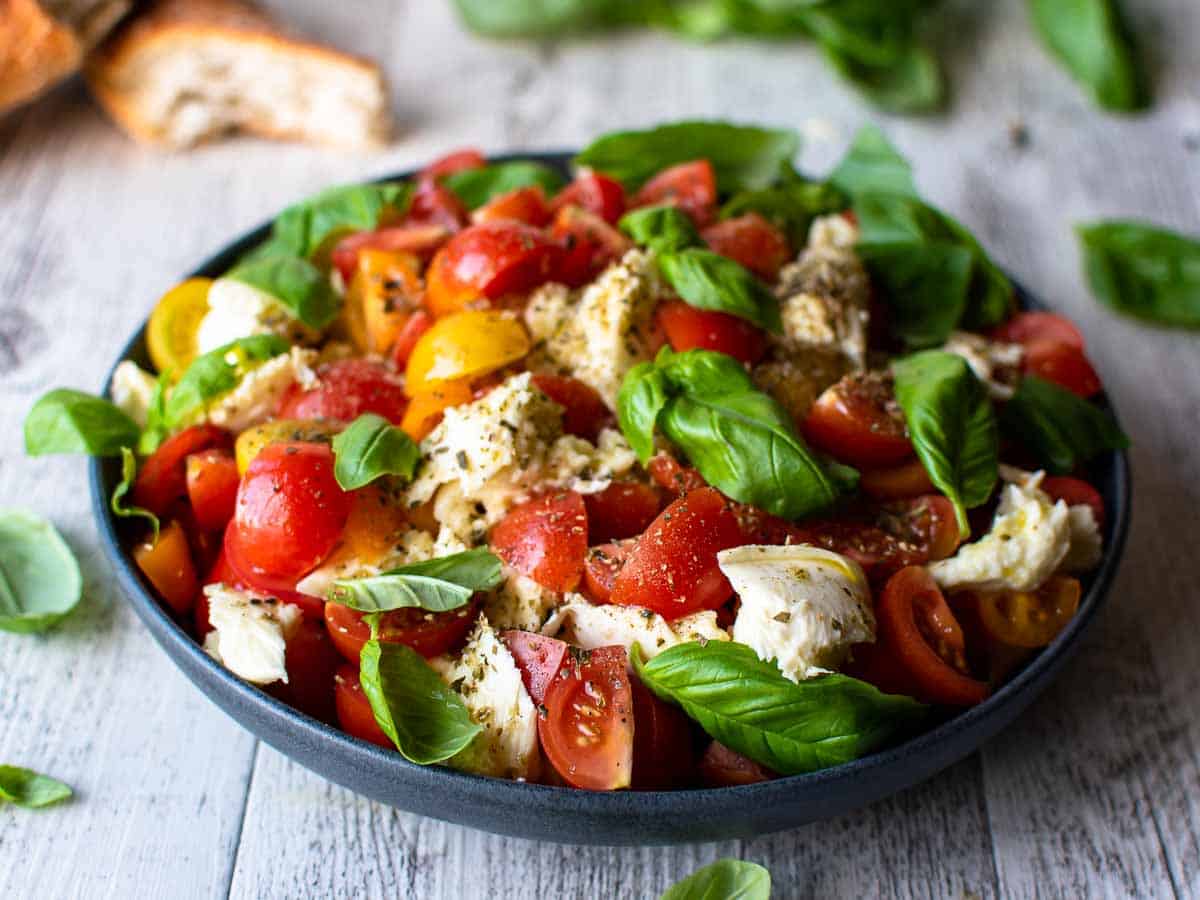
[[203, 346, 319, 433], [928, 473, 1072, 593], [544, 597, 729, 660], [196, 277, 317, 354], [720, 544, 874, 682], [1062, 504, 1103, 573], [484, 565, 560, 632], [110, 360, 158, 427], [441, 615, 541, 781], [808, 212, 860, 250], [942, 330, 1023, 400], [202, 584, 302, 685]]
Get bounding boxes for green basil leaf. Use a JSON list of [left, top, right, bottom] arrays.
[[452, 0, 644, 37], [660, 859, 771, 900], [619, 205, 701, 254], [137, 371, 171, 455], [821, 41, 944, 114], [658, 248, 782, 334], [1028, 0, 1148, 112], [441, 161, 566, 209], [828, 123, 919, 200], [574, 121, 801, 193], [272, 182, 410, 258], [892, 351, 998, 535], [359, 639, 482, 764], [616, 361, 670, 462], [0, 510, 83, 634], [110, 447, 160, 542], [24, 389, 140, 457], [0, 766, 72, 809], [225, 254, 340, 330], [385, 548, 504, 589], [330, 549, 503, 613], [1076, 221, 1200, 328], [164, 334, 290, 427], [721, 180, 848, 248], [331, 413, 420, 490], [1000, 375, 1130, 474], [633, 641, 926, 775]]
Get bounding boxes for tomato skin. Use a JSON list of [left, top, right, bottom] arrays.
[[490, 491, 588, 592], [878, 566, 989, 706], [991, 311, 1085, 350], [1022, 339, 1103, 398], [500, 630, 569, 705], [334, 664, 392, 747], [420, 148, 486, 182], [266, 616, 341, 723], [132, 424, 233, 518], [802, 373, 913, 468], [1041, 476, 1104, 528], [277, 358, 408, 425], [530, 373, 613, 442], [538, 645, 634, 791], [697, 741, 775, 787], [610, 487, 742, 619], [972, 576, 1082, 649], [551, 172, 626, 225], [646, 454, 708, 496], [701, 213, 791, 281], [133, 520, 199, 617], [630, 160, 718, 227], [388, 309, 434, 370], [859, 459, 935, 500], [472, 186, 551, 226], [405, 181, 469, 231], [331, 225, 450, 285], [583, 482, 662, 544], [549, 206, 632, 286], [630, 677, 695, 789], [656, 299, 769, 366], [185, 449, 240, 532], [582, 539, 635, 604], [323, 599, 479, 664]]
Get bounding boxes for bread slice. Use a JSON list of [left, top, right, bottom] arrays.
[[84, 0, 393, 149]]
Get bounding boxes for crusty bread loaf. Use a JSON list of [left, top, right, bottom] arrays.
[[84, 0, 393, 149]]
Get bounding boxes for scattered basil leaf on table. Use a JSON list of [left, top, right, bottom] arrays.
[[0, 765, 73, 809], [24, 389, 140, 457], [441, 161, 566, 209], [821, 39, 944, 115], [1000, 375, 1130, 474], [1027, 0, 1148, 112], [721, 180, 848, 248], [271, 181, 411, 258], [330, 549, 503, 613], [632, 641, 926, 776], [1076, 221, 1200, 328], [164, 334, 290, 427], [658, 249, 783, 334], [359, 639, 481, 764], [0, 510, 83, 634], [110, 447, 160, 542], [660, 858, 771, 900], [331, 413, 420, 490], [892, 351, 998, 535], [619, 205, 701, 254], [225, 254, 341, 330]]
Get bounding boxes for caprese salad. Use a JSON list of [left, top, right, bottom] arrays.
[[27, 121, 1129, 791]]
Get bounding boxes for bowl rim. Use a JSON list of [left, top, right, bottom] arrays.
[[87, 151, 1132, 830]]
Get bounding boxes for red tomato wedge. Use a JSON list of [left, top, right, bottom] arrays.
[[656, 299, 768, 366], [390, 309, 434, 370], [802, 372, 913, 468], [185, 449, 240, 532], [472, 186, 551, 226], [277, 358, 408, 424], [132, 424, 232, 518], [630, 678, 694, 789], [1022, 339, 1102, 398], [630, 160, 718, 227], [701, 213, 791, 281], [582, 539, 635, 604], [132, 519, 199, 617], [490, 491, 588, 592], [267, 616, 341, 723], [646, 454, 707, 497], [583, 481, 663, 544], [420, 148, 486, 182], [331, 225, 450, 284], [531, 373, 614, 442], [1041, 476, 1105, 528], [550, 206, 632, 286], [405, 181, 469, 231], [323, 599, 480, 664], [697, 741, 775, 787], [335, 664, 393, 748], [550, 172, 626, 224], [501, 630, 569, 704], [991, 311, 1085, 350]]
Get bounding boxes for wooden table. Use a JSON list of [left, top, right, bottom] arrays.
[[2, 1, 1198, 896]]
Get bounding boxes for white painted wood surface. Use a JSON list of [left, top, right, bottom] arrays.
[[2, 0, 1198, 896]]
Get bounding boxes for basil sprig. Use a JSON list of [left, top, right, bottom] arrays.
[[892, 351, 998, 535], [0, 765, 72, 809], [164, 334, 290, 427], [0, 510, 83, 634], [618, 349, 855, 520], [1076, 221, 1200, 329], [632, 641, 926, 776], [271, 181, 410, 259], [619, 205, 701, 254], [110, 448, 160, 541], [660, 859, 771, 900], [329, 549, 503, 613], [24, 389, 140, 457], [1000, 375, 1129, 474], [331, 414, 420, 491], [225, 255, 340, 331], [441, 161, 565, 209], [359, 639, 482, 764]]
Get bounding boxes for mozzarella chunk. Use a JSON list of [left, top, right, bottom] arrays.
[[202, 584, 302, 685], [203, 346, 319, 433], [544, 597, 729, 660], [1062, 504, 1103, 573], [196, 277, 316, 354], [441, 616, 540, 781], [929, 474, 1071, 593], [484, 565, 560, 632], [110, 360, 158, 427], [720, 545, 874, 682], [942, 330, 1023, 400]]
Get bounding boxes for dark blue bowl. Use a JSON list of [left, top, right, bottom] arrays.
[[89, 153, 1131, 845]]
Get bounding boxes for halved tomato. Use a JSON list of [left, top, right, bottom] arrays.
[[331, 224, 450, 285], [550, 172, 626, 224], [802, 372, 912, 468], [404, 181, 469, 231], [132, 424, 233, 518], [582, 539, 635, 604], [550, 206, 632, 286], [631, 677, 694, 789], [323, 598, 480, 664], [185, 449, 240, 532], [276, 358, 408, 424], [701, 213, 791, 281], [501, 630, 568, 704], [974, 576, 1082, 649], [490, 491, 588, 592], [334, 664, 392, 747], [531, 374, 614, 442], [1041, 476, 1104, 528], [424, 222, 563, 317], [656, 299, 768, 366], [630, 160, 717, 227], [472, 186, 551, 226]]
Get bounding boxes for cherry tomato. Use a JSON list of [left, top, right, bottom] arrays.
[[472, 186, 551, 226], [701, 213, 791, 281], [133, 520, 199, 617], [334, 664, 392, 748], [132, 424, 233, 518], [991, 311, 1085, 350], [390, 309, 434, 370], [974, 576, 1082, 649], [530, 373, 614, 442], [582, 539, 635, 604], [550, 172, 626, 224], [802, 372, 913, 468], [550, 206, 632, 286], [405, 181, 469, 231], [1022, 339, 1102, 398], [656, 299, 769, 366], [646, 454, 708, 496], [583, 481, 662, 543], [267, 616, 341, 723], [219, 526, 326, 619], [877, 566, 989, 706], [323, 599, 479, 664], [630, 160, 717, 227], [539, 645, 634, 790], [277, 358, 409, 424], [331, 224, 450, 285], [419, 148, 486, 182], [424, 222, 564, 317], [501, 630, 568, 704], [697, 741, 775, 787], [610, 487, 742, 619], [185, 449, 240, 532], [490, 491, 588, 592], [1041, 476, 1105, 528], [631, 677, 695, 789], [859, 459, 935, 500]]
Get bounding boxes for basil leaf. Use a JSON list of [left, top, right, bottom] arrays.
[[660, 859, 771, 900], [892, 351, 998, 535], [721, 180, 847, 248], [272, 181, 410, 258], [24, 389, 140, 457], [619, 205, 701, 254], [1028, 0, 1148, 112], [633, 641, 926, 775], [616, 361, 670, 462], [658, 248, 782, 334], [1000, 375, 1130, 474], [0, 511, 83, 634], [0, 766, 72, 809], [164, 334, 290, 427], [330, 549, 503, 613], [574, 121, 801, 193], [821, 41, 944, 114], [137, 371, 171, 455], [452, 0, 643, 37], [331, 413, 420, 490], [386, 548, 504, 589], [225, 254, 340, 330], [110, 448, 160, 542], [359, 639, 482, 764], [828, 123, 919, 201], [441, 161, 566, 209], [1076, 221, 1200, 328]]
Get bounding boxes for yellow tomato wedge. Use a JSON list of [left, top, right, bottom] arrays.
[[146, 278, 212, 377], [405, 309, 530, 392], [343, 249, 424, 355], [235, 419, 340, 474], [976, 576, 1082, 649], [133, 520, 198, 617], [400, 378, 475, 442]]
